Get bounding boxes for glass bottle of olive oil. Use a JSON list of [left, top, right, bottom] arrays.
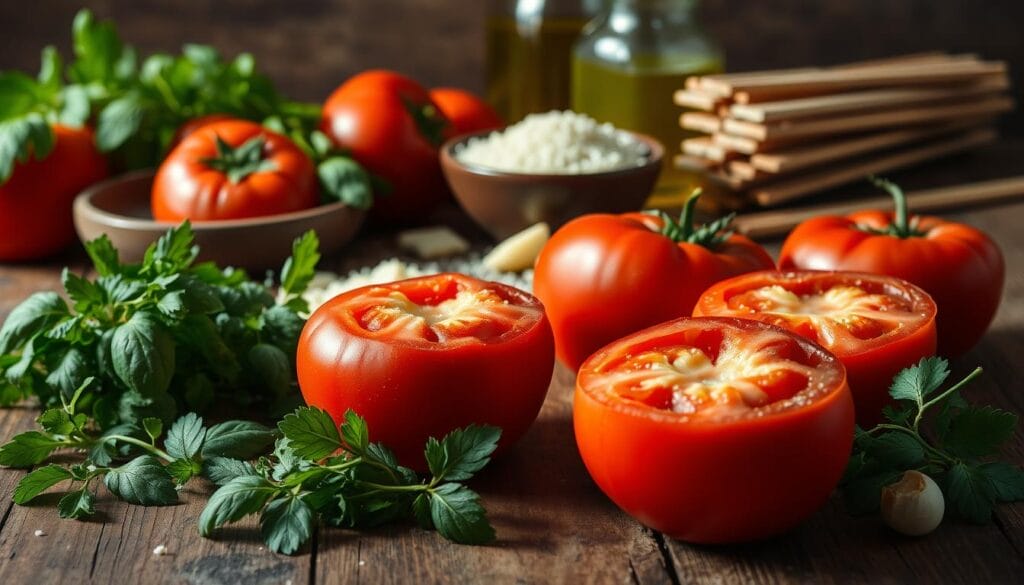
[[486, 0, 603, 123], [572, 0, 723, 208]]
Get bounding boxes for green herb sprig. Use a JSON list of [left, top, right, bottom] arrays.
[[2, 377, 275, 518], [841, 357, 1024, 522], [0, 223, 319, 429], [200, 407, 500, 554]]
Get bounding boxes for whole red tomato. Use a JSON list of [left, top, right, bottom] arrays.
[[429, 87, 503, 136], [0, 125, 108, 261], [534, 192, 775, 370], [575, 317, 854, 543], [778, 179, 1004, 357], [152, 119, 317, 222], [695, 270, 937, 426], [169, 113, 235, 148], [321, 70, 450, 223], [296, 273, 555, 469]]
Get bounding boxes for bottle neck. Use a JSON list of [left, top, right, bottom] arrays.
[[605, 0, 697, 32]]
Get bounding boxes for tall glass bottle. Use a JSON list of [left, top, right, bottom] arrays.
[[572, 0, 723, 208], [486, 0, 602, 123]]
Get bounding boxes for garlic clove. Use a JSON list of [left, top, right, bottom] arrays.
[[880, 470, 945, 536], [482, 222, 550, 272]]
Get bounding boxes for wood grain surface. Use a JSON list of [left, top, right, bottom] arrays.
[[0, 142, 1023, 583]]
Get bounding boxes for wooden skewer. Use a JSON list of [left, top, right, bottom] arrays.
[[681, 137, 733, 162], [728, 61, 1007, 103], [722, 96, 1013, 142], [673, 154, 720, 173], [729, 75, 1008, 123], [751, 128, 997, 206], [680, 112, 723, 133], [733, 175, 1024, 239], [749, 120, 991, 174], [713, 132, 808, 155]]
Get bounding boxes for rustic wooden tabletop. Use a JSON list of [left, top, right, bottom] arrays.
[[0, 143, 1022, 584]]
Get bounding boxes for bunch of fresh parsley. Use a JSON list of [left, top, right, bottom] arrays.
[[841, 357, 1024, 522], [201, 407, 500, 554], [0, 10, 373, 210], [0, 222, 318, 428], [1, 393, 499, 554], [1, 377, 275, 519]]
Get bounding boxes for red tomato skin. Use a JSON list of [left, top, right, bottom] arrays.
[[574, 317, 854, 543], [533, 213, 776, 371], [429, 87, 504, 136], [321, 70, 449, 224], [695, 271, 938, 427], [0, 125, 108, 261], [152, 119, 318, 222], [778, 214, 1004, 357], [296, 275, 555, 469]]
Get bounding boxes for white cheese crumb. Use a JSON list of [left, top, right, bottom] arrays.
[[455, 110, 649, 174], [359, 560, 366, 566], [483, 222, 550, 272], [397, 226, 471, 260], [33, 529, 45, 537], [152, 544, 168, 556]]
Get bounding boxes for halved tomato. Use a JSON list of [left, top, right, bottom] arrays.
[[694, 271, 937, 426], [297, 273, 555, 468], [575, 317, 854, 543]]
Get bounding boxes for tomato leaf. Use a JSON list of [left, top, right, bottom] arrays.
[[277, 406, 343, 460]]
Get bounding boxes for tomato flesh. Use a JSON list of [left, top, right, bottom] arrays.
[[574, 317, 854, 543], [695, 271, 937, 426], [297, 273, 555, 469]]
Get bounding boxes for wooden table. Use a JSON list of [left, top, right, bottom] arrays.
[[1, 145, 1023, 584]]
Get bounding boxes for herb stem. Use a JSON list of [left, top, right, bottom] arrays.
[[102, 435, 175, 463], [872, 423, 956, 464], [357, 481, 427, 493], [914, 367, 983, 432]]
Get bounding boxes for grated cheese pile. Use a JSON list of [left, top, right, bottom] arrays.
[[455, 110, 649, 174]]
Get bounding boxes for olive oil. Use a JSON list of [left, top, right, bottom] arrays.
[[486, 16, 589, 123], [572, 54, 723, 207]]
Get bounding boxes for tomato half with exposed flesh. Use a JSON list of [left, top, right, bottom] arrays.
[[0, 125, 108, 261], [152, 119, 317, 222], [575, 317, 854, 543], [695, 271, 937, 426], [297, 273, 555, 468]]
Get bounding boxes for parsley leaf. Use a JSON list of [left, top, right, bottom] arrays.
[[277, 407, 342, 460], [429, 483, 495, 545], [104, 455, 178, 506], [13, 464, 72, 504], [260, 495, 315, 555], [164, 412, 206, 460], [199, 475, 279, 536], [943, 406, 1017, 459], [425, 425, 501, 483]]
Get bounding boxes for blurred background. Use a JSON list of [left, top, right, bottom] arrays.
[[1, 0, 1020, 134]]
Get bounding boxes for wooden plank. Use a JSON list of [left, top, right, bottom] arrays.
[[673, 89, 723, 112], [314, 365, 674, 584], [722, 97, 1012, 142], [733, 175, 1024, 239], [682, 137, 733, 162], [752, 129, 997, 206], [749, 121, 990, 174], [680, 112, 722, 134], [729, 75, 1009, 123]]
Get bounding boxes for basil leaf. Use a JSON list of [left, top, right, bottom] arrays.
[[104, 455, 178, 505], [44, 347, 92, 398], [202, 420, 276, 459], [0, 291, 68, 354], [110, 311, 176, 397], [13, 464, 73, 504]]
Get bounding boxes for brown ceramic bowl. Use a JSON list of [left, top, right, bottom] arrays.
[[441, 130, 663, 240], [73, 170, 365, 270]]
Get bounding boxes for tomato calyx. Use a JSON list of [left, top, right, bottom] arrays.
[[647, 189, 737, 249], [199, 134, 278, 183], [856, 177, 925, 239], [401, 96, 449, 148]]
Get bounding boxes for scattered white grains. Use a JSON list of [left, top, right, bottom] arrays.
[[359, 560, 366, 567], [455, 110, 648, 174], [301, 255, 534, 314], [152, 544, 168, 556], [33, 529, 45, 537]]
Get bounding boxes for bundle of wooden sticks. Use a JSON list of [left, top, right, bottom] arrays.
[[675, 53, 1013, 207]]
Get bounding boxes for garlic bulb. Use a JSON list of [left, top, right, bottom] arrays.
[[880, 470, 945, 536]]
